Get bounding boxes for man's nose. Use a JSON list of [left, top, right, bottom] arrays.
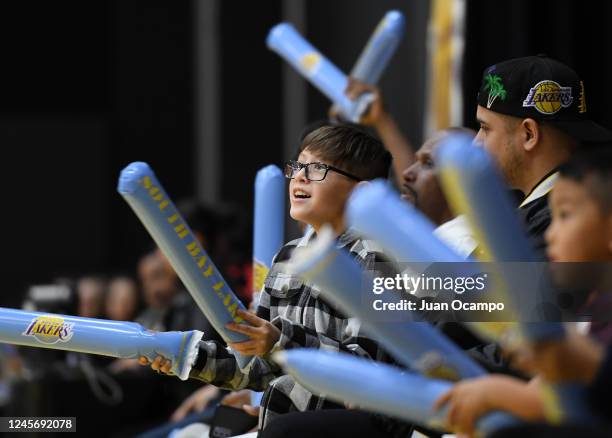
[[402, 165, 417, 183]]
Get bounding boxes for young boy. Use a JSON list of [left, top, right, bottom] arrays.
[[432, 148, 612, 437], [142, 124, 409, 433]]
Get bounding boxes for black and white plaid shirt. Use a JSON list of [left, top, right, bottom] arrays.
[[189, 228, 410, 435]]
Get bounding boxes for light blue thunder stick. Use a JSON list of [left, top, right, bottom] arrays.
[[251, 165, 285, 407], [350, 10, 406, 84], [328, 10, 406, 117], [435, 134, 564, 342], [266, 23, 375, 123], [0, 307, 202, 380], [118, 162, 252, 369], [346, 180, 468, 263], [436, 135, 597, 424], [287, 226, 484, 380], [342, 177, 592, 425], [252, 165, 285, 306], [345, 180, 517, 346], [274, 349, 516, 435]]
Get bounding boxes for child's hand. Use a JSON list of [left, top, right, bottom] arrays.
[[220, 389, 252, 408], [433, 376, 499, 437], [221, 389, 260, 422], [524, 329, 604, 383], [171, 385, 220, 422], [226, 310, 281, 356], [434, 375, 544, 435], [138, 355, 173, 374]]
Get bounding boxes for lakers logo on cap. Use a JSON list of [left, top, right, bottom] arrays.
[[23, 315, 74, 345], [523, 80, 573, 115]]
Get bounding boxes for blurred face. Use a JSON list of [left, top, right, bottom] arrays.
[[138, 252, 178, 308], [77, 278, 105, 318], [288, 148, 359, 232], [474, 105, 524, 190], [400, 138, 452, 225], [106, 278, 138, 321], [546, 177, 612, 262]]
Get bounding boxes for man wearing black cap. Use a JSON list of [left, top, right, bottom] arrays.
[[474, 54, 612, 257]]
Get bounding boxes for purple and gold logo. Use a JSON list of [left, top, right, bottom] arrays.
[[523, 80, 573, 115], [23, 316, 74, 345]]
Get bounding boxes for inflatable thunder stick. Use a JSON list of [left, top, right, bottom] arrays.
[[346, 180, 464, 263], [327, 10, 405, 117], [266, 23, 374, 123], [0, 307, 202, 380], [118, 162, 252, 369], [436, 135, 564, 342], [288, 226, 484, 380], [437, 134, 535, 263], [251, 165, 286, 407], [345, 180, 519, 343], [350, 10, 406, 84], [436, 135, 598, 424], [275, 349, 515, 434], [253, 165, 285, 302]]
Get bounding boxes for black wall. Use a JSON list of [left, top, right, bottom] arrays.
[[0, 1, 286, 305], [0, 1, 197, 305], [305, 0, 429, 146], [219, 0, 283, 208], [463, 0, 612, 130]]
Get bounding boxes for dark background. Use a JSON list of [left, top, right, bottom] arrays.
[[1, 0, 610, 307]]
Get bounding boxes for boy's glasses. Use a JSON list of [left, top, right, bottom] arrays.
[[284, 161, 362, 182]]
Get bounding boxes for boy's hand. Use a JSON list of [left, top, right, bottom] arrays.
[[138, 355, 173, 374], [433, 375, 544, 435], [226, 310, 281, 356], [171, 385, 221, 422], [221, 389, 260, 422], [522, 329, 604, 383], [220, 389, 252, 408], [433, 377, 498, 437]]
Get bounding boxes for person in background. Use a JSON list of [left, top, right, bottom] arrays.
[[76, 276, 106, 319], [105, 275, 140, 322]]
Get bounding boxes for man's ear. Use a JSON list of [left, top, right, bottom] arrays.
[[521, 118, 540, 152]]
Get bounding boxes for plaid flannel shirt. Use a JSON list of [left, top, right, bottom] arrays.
[[189, 228, 410, 435]]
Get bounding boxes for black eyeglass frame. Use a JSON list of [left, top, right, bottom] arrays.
[[284, 160, 362, 182]]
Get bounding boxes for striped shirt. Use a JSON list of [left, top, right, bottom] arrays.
[[189, 228, 410, 435]]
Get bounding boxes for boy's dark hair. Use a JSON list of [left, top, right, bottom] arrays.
[[300, 124, 391, 180], [298, 119, 332, 143], [559, 146, 612, 213]]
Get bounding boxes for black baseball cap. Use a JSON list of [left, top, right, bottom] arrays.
[[477, 55, 612, 143]]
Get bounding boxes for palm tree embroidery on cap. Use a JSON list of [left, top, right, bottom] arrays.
[[484, 74, 507, 109]]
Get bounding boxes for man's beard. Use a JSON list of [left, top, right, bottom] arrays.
[[501, 139, 524, 190]]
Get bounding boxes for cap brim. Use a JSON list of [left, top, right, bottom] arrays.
[[552, 119, 612, 144]]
